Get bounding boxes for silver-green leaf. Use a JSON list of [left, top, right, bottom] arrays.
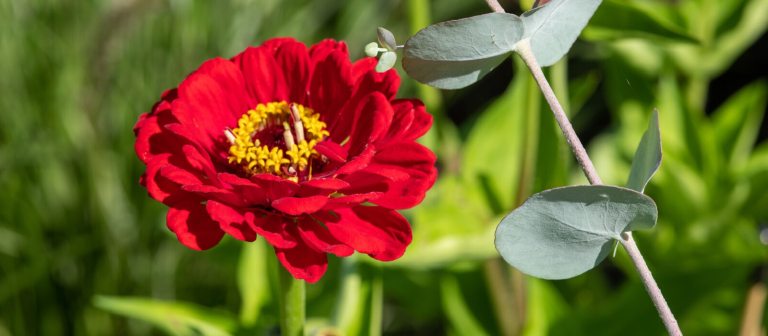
[[495, 185, 657, 280], [375, 51, 397, 72], [403, 13, 524, 89], [521, 0, 602, 66], [626, 109, 662, 193], [377, 27, 397, 51]]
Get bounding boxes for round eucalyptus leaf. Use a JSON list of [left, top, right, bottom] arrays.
[[375, 51, 397, 72], [403, 13, 524, 89], [364, 42, 380, 57], [521, 0, 602, 66], [377, 27, 398, 51], [495, 185, 657, 280]]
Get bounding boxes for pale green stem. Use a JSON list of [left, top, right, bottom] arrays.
[[515, 38, 682, 336], [277, 264, 305, 336]]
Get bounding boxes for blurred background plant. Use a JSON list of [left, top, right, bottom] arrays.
[[0, 0, 766, 335]]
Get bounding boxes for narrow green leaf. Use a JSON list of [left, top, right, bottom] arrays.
[[403, 13, 524, 89], [626, 109, 662, 193], [712, 81, 767, 168], [585, 0, 698, 43], [495, 185, 657, 280], [376, 27, 397, 51], [521, 0, 602, 66], [375, 51, 397, 72], [440, 275, 490, 336], [94, 296, 236, 336]]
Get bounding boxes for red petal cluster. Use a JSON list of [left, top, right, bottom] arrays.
[[134, 38, 437, 282]]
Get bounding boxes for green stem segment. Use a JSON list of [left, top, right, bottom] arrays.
[[277, 264, 305, 336], [515, 38, 682, 336]]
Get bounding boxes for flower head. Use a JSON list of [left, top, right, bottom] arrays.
[[134, 38, 437, 282]]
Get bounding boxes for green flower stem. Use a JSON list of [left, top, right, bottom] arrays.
[[277, 263, 305, 336], [514, 38, 682, 336]]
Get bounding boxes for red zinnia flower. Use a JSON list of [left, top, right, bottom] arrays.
[[134, 38, 437, 283]]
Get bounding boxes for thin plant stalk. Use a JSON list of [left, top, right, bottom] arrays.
[[620, 232, 682, 335], [514, 38, 682, 336], [485, 0, 505, 13], [277, 263, 305, 336]]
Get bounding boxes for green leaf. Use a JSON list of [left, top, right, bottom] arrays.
[[375, 51, 397, 72], [521, 0, 602, 66], [377, 27, 397, 51], [94, 296, 236, 336], [495, 185, 657, 279], [585, 0, 698, 43], [626, 109, 662, 193], [712, 81, 767, 168], [462, 59, 531, 210], [403, 13, 524, 89], [440, 275, 490, 336]]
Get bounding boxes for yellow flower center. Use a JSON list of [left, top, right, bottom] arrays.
[[226, 101, 329, 181]]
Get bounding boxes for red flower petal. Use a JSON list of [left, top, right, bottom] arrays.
[[171, 58, 250, 154], [333, 93, 393, 156], [381, 99, 432, 144], [167, 201, 225, 250], [309, 49, 353, 118], [367, 143, 437, 209], [206, 200, 257, 242], [334, 145, 375, 176], [351, 58, 400, 100], [272, 195, 328, 216], [181, 184, 246, 208], [273, 40, 311, 104], [249, 174, 300, 201], [274, 243, 328, 283], [297, 216, 353, 257], [314, 140, 348, 163], [218, 173, 269, 205], [298, 178, 350, 196], [233, 46, 288, 103], [317, 206, 411, 261], [249, 213, 297, 249], [309, 39, 348, 66]]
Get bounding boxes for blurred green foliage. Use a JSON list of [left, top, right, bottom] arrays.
[[0, 0, 766, 335]]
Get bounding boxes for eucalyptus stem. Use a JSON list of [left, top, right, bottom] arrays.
[[620, 232, 681, 336], [485, 0, 506, 13], [514, 38, 682, 336], [277, 264, 305, 336], [515, 39, 602, 185]]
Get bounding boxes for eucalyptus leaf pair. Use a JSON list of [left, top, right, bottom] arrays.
[[402, 0, 602, 89]]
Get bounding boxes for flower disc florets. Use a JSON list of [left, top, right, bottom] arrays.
[[226, 102, 328, 181], [134, 38, 437, 282]]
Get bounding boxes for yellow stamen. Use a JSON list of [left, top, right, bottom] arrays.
[[227, 101, 327, 179]]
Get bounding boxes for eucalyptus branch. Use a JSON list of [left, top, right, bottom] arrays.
[[484, 0, 505, 13], [620, 233, 682, 336], [515, 38, 682, 336], [515, 39, 602, 185]]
